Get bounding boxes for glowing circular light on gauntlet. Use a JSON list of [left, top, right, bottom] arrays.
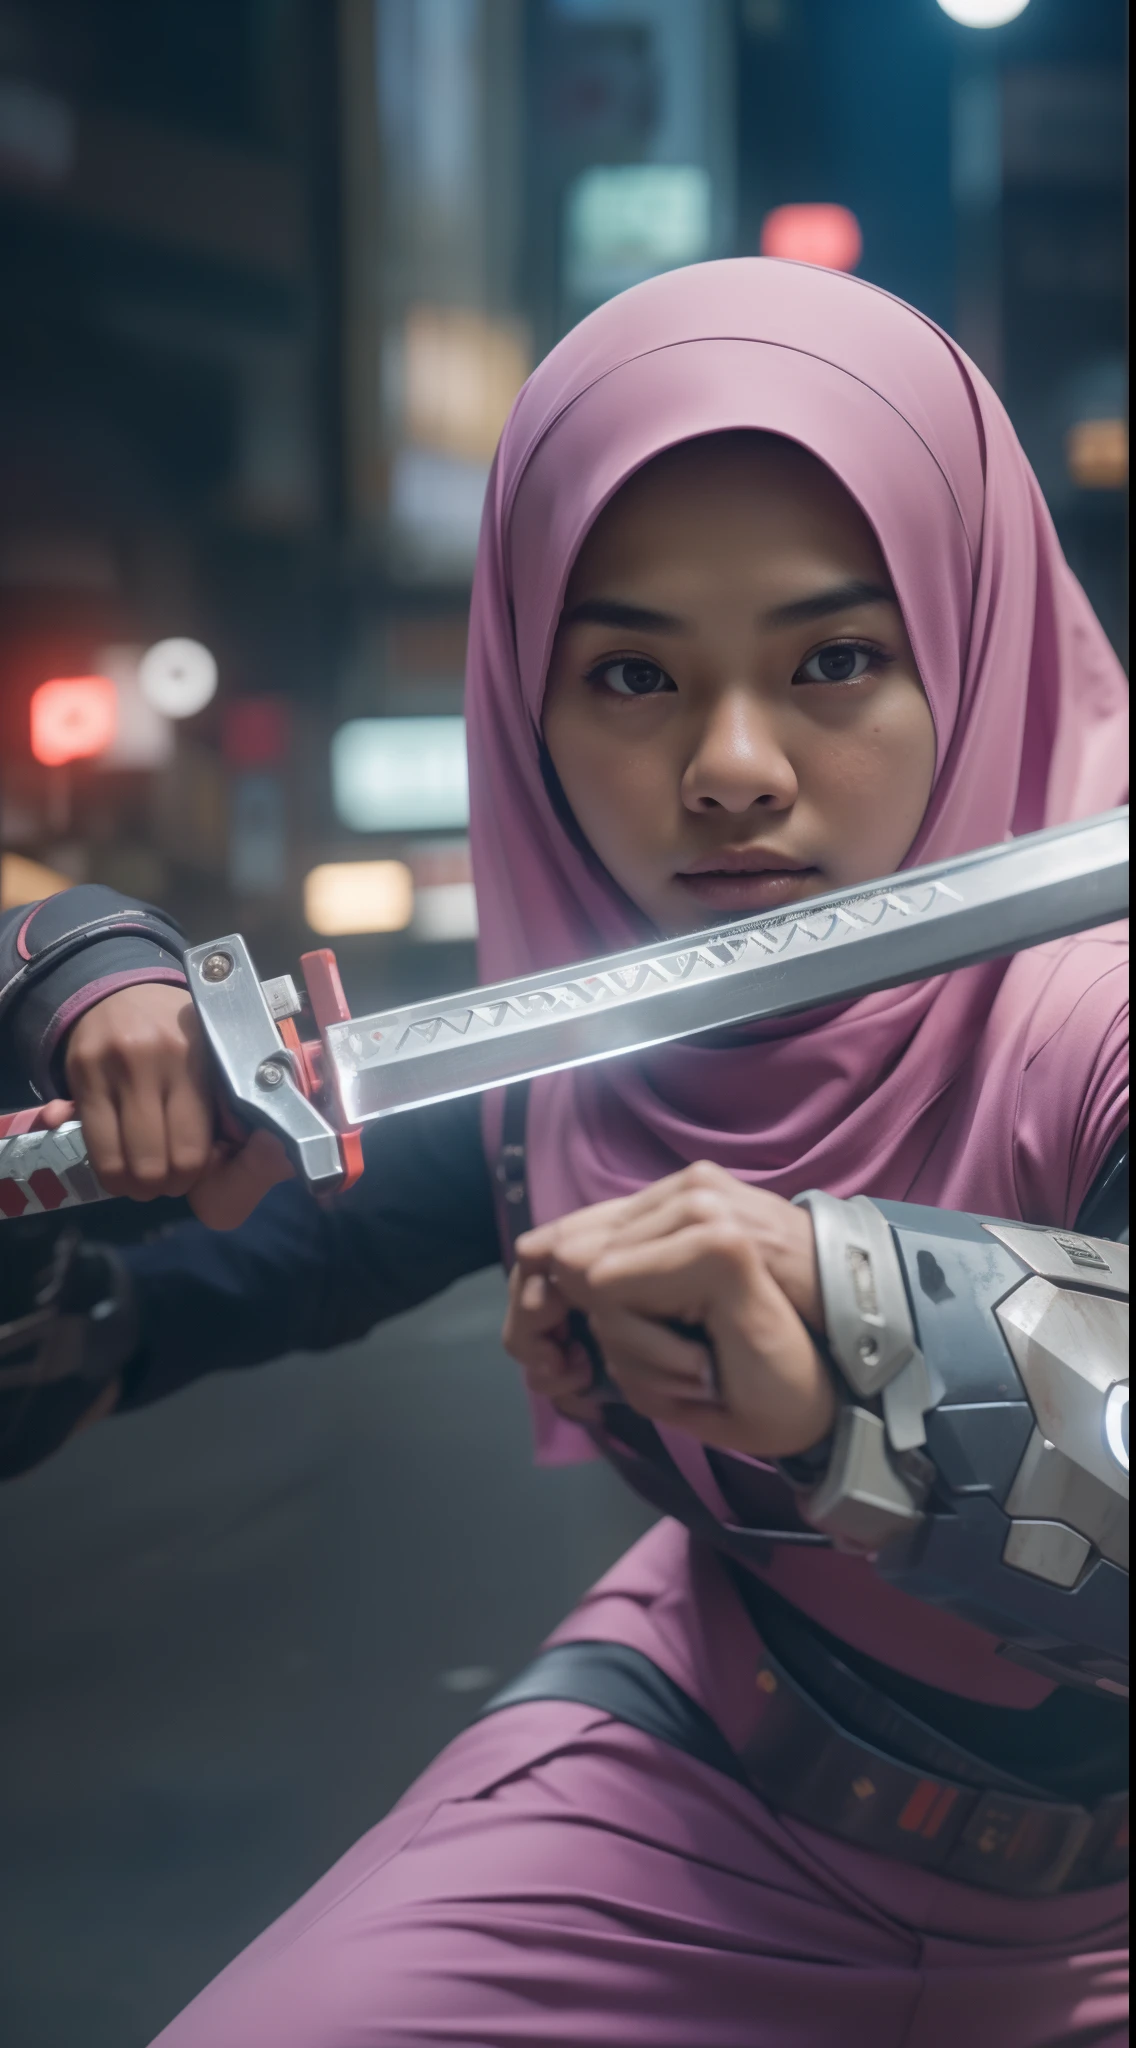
[[1103, 1382, 1129, 1476]]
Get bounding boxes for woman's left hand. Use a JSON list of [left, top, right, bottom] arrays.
[[512, 1163, 836, 1460]]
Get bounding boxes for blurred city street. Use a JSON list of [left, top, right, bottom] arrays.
[[0, 1, 1126, 2041], [0, 1266, 653, 2046]]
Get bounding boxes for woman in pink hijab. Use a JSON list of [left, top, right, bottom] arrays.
[[2, 258, 1127, 2043]]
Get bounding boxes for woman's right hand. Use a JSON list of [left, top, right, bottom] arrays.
[[36, 981, 292, 1228], [502, 1263, 604, 1421]]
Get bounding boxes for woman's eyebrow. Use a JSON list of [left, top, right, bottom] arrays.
[[561, 597, 685, 633], [762, 579, 896, 629]]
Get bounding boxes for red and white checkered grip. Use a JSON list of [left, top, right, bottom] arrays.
[[0, 1112, 108, 1221]]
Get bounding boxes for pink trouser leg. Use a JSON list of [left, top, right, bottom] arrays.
[[150, 1706, 1129, 2048]]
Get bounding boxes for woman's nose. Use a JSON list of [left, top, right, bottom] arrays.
[[680, 694, 798, 814]]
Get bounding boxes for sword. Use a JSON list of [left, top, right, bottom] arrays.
[[0, 807, 1127, 1220]]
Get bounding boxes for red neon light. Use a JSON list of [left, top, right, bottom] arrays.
[[222, 696, 291, 769], [30, 676, 117, 766], [760, 204, 863, 274]]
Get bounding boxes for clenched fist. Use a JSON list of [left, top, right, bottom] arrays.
[[503, 1161, 836, 1460], [37, 981, 292, 1227]]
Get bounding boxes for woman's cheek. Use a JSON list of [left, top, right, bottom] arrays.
[[575, 736, 674, 876], [808, 694, 933, 873]]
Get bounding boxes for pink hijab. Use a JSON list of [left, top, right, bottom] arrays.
[[467, 261, 1128, 1281]]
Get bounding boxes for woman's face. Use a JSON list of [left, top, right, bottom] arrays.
[[543, 434, 936, 936]]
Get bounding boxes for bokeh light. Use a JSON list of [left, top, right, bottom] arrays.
[[331, 717, 470, 834], [1066, 418, 1128, 491], [760, 204, 862, 272], [138, 638, 218, 720], [303, 860, 414, 936], [936, 0, 1031, 25], [29, 676, 117, 766]]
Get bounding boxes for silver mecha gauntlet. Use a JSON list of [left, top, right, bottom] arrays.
[[792, 1190, 1129, 1697], [792, 1192, 939, 1549]]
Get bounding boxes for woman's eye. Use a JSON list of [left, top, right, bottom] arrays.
[[591, 657, 675, 698], [795, 641, 879, 686]]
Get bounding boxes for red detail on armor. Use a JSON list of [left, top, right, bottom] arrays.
[[921, 1787, 958, 1839], [0, 1179, 29, 1218], [897, 1780, 958, 1839], [29, 1168, 68, 1210]]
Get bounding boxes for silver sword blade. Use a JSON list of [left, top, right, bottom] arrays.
[[0, 808, 1127, 1218], [326, 807, 1128, 1126]]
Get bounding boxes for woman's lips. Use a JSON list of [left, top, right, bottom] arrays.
[[672, 866, 821, 913]]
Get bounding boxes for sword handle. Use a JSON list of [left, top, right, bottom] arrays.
[[182, 936, 362, 1201], [0, 938, 367, 1222], [0, 1113, 109, 1221]]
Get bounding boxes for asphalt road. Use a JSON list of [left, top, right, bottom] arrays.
[[0, 1265, 654, 2048]]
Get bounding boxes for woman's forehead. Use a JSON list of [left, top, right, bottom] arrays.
[[564, 432, 889, 595], [505, 336, 977, 740]]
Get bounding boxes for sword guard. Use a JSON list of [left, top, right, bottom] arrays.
[[290, 948, 364, 1192]]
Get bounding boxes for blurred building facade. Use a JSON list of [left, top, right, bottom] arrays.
[[0, 0, 1127, 1015]]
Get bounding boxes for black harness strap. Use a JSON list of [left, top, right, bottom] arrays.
[[480, 1640, 746, 1785]]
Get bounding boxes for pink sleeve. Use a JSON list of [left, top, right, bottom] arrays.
[[1013, 928, 1128, 1229]]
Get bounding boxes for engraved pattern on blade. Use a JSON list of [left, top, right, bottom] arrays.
[[0, 807, 1127, 1210], [326, 808, 1128, 1122], [350, 880, 960, 1061]]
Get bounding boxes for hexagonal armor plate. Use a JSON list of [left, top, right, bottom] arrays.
[[996, 1277, 1128, 1575], [1002, 1519, 1092, 1589], [1005, 1428, 1127, 1569]]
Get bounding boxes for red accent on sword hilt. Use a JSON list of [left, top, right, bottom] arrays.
[[0, 1105, 62, 1138], [275, 948, 364, 1193]]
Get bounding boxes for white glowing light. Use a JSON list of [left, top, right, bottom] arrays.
[[303, 861, 414, 937], [1103, 1383, 1129, 1476], [936, 0, 1030, 25], [95, 646, 174, 771], [413, 881, 478, 942], [139, 638, 218, 719], [565, 165, 712, 301], [331, 717, 469, 834]]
